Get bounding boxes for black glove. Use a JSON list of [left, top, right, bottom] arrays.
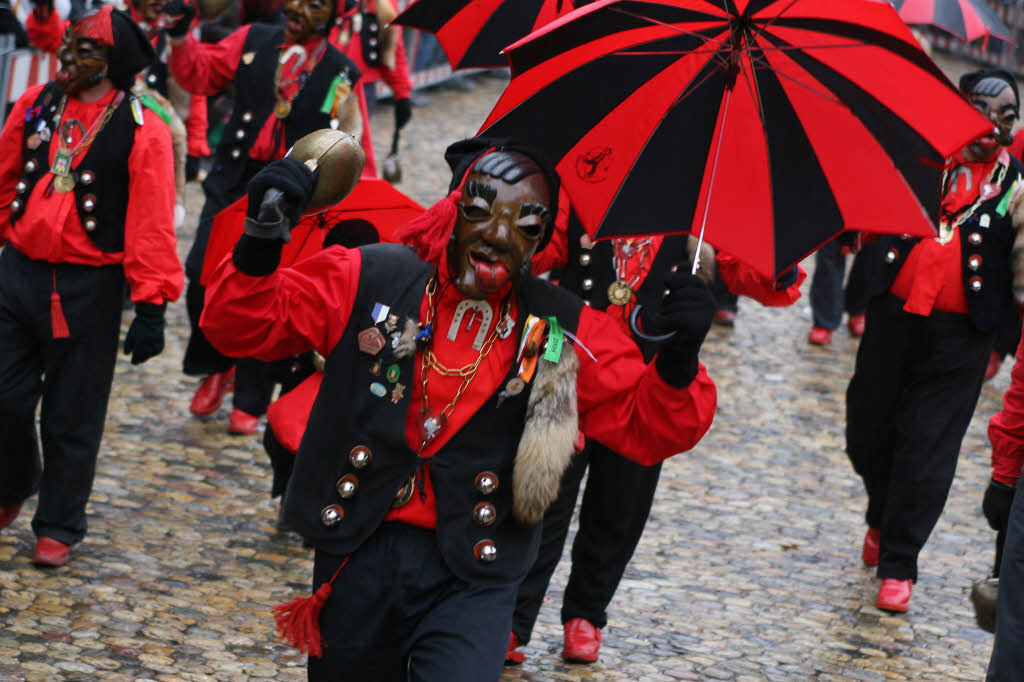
[[984, 479, 1016, 531], [394, 98, 412, 131], [775, 266, 798, 290], [234, 158, 317, 276], [123, 302, 166, 365], [162, 0, 196, 37], [185, 154, 201, 182], [645, 270, 715, 387], [31, 0, 53, 11]]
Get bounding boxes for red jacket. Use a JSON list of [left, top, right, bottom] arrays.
[[0, 84, 182, 305], [990, 319, 1024, 485]]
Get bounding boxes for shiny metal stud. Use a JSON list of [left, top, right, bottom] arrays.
[[475, 471, 498, 495], [320, 505, 344, 527]]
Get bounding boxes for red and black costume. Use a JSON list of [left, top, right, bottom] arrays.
[[513, 216, 803, 657], [200, 141, 718, 679], [0, 11, 181, 550], [170, 20, 361, 418], [848, 144, 1024, 586], [329, 0, 412, 178]]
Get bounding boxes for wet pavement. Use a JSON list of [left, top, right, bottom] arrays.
[[0, 73, 1007, 680]]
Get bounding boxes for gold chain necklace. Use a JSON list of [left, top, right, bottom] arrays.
[[49, 91, 123, 193], [416, 274, 512, 452]]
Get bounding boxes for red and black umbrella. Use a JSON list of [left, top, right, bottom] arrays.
[[200, 178, 425, 286], [393, 0, 586, 70], [478, 0, 992, 278], [891, 0, 1011, 42]]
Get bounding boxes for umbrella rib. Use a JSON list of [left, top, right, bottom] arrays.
[[607, 5, 730, 49], [746, 0, 805, 46], [747, 50, 840, 106]]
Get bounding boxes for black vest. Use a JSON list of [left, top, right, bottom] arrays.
[[559, 215, 689, 360], [282, 244, 583, 584], [203, 24, 361, 197], [863, 156, 1024, 333], [13, 83, 138, 253], [141, 32, 170, 97]]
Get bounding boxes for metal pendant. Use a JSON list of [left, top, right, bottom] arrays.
[[607, 280, 632, 306], [53, 174, 75, 193], [51, 150, 72, 176], [418, 407, 447, 446], [274, 99, 292, 119]]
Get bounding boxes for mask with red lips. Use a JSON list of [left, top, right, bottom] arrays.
[[449, 151, 552, 300], [964, 76, 1019, 162], [56, 26, 110, 95]]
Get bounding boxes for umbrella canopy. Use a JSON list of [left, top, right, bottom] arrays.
[[891, 0, 1012, 42], [200, 178, 425, 286], [478, 0, 993, 278], [393, 0, 584, 70]]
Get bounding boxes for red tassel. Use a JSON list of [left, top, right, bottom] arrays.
[[394, 190, 461, 266], [273, 556, 348, 658], [50, 271, 69, 339]]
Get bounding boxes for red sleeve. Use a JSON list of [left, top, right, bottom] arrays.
[[716, 252, 805, 307], [990, 324, 1024, 485], [0, 85, 39, 239], [169, 25, 250, 96], [379, 36, 412, 100], [26, 8, 65, 53], [124, 108, 184, 304], [201, 245, 362, 360], [185, 94, 210, 157], [575, 305, 717, 465]]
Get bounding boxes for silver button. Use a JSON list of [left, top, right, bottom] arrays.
[[147, 74, 157, 85], [15, 181, 26, 193], [473, 502, 496, 527], [349, 446, 372, 469], [84, 217, 97, 232], [336, 474, 359, 499], [235, 129, 245, 140], [582, 278, 594, 291], [969, 232, 982, 245], [24, 160, 37, 173], [968, 255, 982, 271], [320, 505, 344, 527], [474, 539, 497, 562], [475, 471, 498, 495], [83, 195, 96, 212], [80, 171, 94, 185], [579, 253, 591, 267], [10, 199, 21, 213], [231, 149, 241, 160], [242, 111, 253, 123], [885, 248, 898, 263], [970, 276, 983, 292]]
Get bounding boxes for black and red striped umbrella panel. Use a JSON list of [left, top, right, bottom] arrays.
[[892, 0, 1011, 42], [477, 0, 992, 279], [394, 0, 583, 70]]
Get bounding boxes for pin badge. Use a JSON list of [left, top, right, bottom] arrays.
[[370, 382, 387, 398], [242, 51, 255, 65], [385, 313, 399, 333], [372, 303, 390, 324], [358, 327, 387, 356], [980, 213, 991, 228], [391, 383, 405, 403], [505, 377, 525, 396], [370, 359, 382, 376], [386, 364, 400, 383]]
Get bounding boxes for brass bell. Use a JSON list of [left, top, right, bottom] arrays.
[[474, 539, 497, 562], [475, 472, 498, 495], [337, 474, 359, 499], [473, 502, 496, 527], [285, 129, 365, 213], [349, 445, 372, 469], [320, 504, 344, 527]]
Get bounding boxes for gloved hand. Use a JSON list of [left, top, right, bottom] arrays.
[[234, 158, 317, 276], [394, 98, 412, 131], [162, 0, 196, 38], [31, 0, 53, 12], [645, 269, 715, 387], [983, 479, 1016, 531], [123, 302, 166, 365]]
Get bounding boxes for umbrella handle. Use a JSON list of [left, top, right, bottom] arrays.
[[628, 304, 677, 343]]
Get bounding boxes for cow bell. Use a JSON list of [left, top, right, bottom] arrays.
[[286, 129, 366, 213]]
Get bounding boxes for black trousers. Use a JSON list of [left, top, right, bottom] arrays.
[[183, 164, 275, 417], [512, 439, 662, 643], [0, 247, 124, 544], [310, 523, 515, 682], [810, 240, 868, 330], [846, 293, 992, 581], [988, 484, 1024, 680]]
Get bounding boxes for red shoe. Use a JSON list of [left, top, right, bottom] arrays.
[[505, 632, 525, 666], [985, 350, 1003, 382], [862, 527, 880, 567], [562, 618, 601, 663], [847, 313, 866, 338], [876, 578, 913, 612], [229, 408, 260, 435], [713, 309, 736, 327], [32, 537, 71, 567], [808, 327, 834, 345], [190, 369, 235, 417], [0, 503, 22, 530]]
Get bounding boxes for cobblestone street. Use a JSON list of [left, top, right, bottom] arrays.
[[0, 74, 1009, 680]]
